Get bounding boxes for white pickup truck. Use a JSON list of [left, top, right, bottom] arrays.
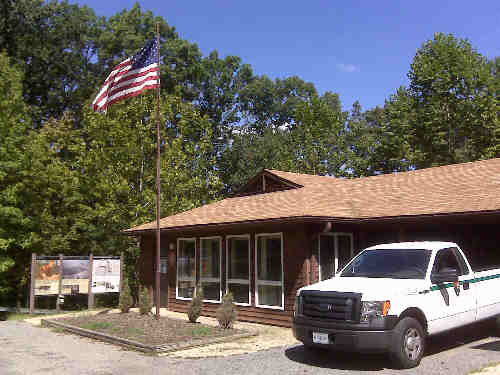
[[293, 241, 500, 368]]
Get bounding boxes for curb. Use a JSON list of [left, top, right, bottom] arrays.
[[41, 318, 257, 355]]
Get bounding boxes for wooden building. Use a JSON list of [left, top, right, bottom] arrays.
[[125, 158, 500, 327]]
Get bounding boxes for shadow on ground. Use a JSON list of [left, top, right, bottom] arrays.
[[285, 346, 390, 371], [284, 319, 498, 371]]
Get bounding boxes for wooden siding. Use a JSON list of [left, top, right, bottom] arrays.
[[138, 214, 500, 327]]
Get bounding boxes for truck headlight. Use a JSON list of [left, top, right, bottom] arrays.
[[360, 301, 390, 322]]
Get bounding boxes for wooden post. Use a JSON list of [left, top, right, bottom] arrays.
[[29, 253, 36, 314], [88, 253, 94, 310], [119, 253, 124, 296], [56, 254, 63, 312]]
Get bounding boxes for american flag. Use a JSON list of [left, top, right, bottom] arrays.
[[92, 39, 160, 112]]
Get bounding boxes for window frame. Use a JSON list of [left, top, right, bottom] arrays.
[[176, 237, 196, 301], [199, 236, 222, 303], [226, 234, 251, 306], [255, 232, 284, 310]]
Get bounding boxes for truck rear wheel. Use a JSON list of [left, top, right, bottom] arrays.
[[389, 317, 425, 369]]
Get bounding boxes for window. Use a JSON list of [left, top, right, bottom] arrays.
[[255, 233, 283, 309], [226, 235, 250, 305], [160, 258, 168, 274], [177, 238, 196, 299], [432, 247, 467, 276], [200, 237, 221, 302], [340, 248, 431, 279], [160, 242, 168, 274]]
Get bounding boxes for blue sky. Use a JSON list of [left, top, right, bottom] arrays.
[[73, 0, 499, 111]]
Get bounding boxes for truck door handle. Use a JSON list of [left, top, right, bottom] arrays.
[[463, 282, 469, 290]]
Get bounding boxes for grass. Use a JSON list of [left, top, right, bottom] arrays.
[[6, 312, 67, 321], [191, 326, 213, 337], [80, 321, 113, 331], [51, 327, 66, 334], [3, 309, 83, 321], [127, 327, 145, 337], [6, 313, 32, 321], [54, 312, 243, 346]]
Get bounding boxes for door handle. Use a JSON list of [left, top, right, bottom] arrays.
[[463, 282, 470, 290]]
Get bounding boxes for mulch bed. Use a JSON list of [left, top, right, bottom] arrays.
[[56, 312, 243, 346]]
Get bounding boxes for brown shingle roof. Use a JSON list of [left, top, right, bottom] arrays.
[[125, 158, 500, 232]]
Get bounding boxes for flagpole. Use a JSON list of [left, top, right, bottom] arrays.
[[155, 22, 161, 319]]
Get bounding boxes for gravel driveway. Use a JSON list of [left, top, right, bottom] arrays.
[[1, 318, 499, 375]]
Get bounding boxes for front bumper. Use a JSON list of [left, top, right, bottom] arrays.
[[292, 315, 398, 353]]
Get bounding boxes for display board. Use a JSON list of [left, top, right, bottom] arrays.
[[92, 259, 121, 293], [30, 254, 122, 313], [61, 259, 89, 295], [34, 260, 61, 296]]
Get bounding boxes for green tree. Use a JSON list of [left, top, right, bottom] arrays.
[[289, 94, 347, 176], [0, 0, 103, 124], [0, 1, 208, 125], [407, 33, 498, 167], [0, 53, 32, 304], [193, 51, 253, 157], [218, 127, 294, 193], [239, 75, 317, 135]]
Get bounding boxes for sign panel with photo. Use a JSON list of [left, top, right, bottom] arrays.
[[92, 259, 121, 293], [34, 260, 61, 295], [61, 260, 89, 295]]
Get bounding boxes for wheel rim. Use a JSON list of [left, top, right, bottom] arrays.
[[403, 327, 422, 361]]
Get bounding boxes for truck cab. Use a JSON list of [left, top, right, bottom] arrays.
[[293, 241, 500, 368]]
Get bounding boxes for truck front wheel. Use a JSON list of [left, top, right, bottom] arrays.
[[389, 317, 425, 369]]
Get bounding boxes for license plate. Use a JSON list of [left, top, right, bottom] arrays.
[[312, 332, 329, 344]]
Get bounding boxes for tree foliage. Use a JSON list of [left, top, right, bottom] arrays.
[[0, 53, 32, 302], [0, 1, 498, 306], [407, 33, 498, 167]]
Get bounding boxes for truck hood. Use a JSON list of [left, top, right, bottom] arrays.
[[298, 276, 427, 300]]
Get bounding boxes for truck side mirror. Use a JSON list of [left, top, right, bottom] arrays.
[[431, 268, 459, 284]]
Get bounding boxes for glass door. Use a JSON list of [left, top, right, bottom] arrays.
[[337, 234, 353, 272], [319, 233, 353, 281], [319, 235, 335, 281]]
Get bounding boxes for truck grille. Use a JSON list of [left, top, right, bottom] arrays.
[[301, 291, 361, 322]]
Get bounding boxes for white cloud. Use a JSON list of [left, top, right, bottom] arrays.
[[336, 63, 359, 73]]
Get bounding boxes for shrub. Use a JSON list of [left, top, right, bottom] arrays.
[[216, 292, 238, 329], [187, 284, 204, 323], [138, 286, 153, 315], [119, 278, 133, 313]]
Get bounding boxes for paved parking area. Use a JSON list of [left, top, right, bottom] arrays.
[[1, 317, 499, 375]]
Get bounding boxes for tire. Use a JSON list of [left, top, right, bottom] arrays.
[[389, 317, 426, 369]]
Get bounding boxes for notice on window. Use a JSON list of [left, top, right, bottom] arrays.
[[34, 260, 61, 295], [61, 260, 89, 295], [92, 259, 120, 293]]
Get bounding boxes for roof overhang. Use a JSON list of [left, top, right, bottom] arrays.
[[123, 209, 500, 236]]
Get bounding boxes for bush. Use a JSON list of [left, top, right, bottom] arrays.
[[216, 292, 238, 329], [119, 278, 133, 313], [187, 284, 204, 323], [138, 286, 152, 315]]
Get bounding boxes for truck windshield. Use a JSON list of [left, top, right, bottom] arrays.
[[340, 249, 432, 279]]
